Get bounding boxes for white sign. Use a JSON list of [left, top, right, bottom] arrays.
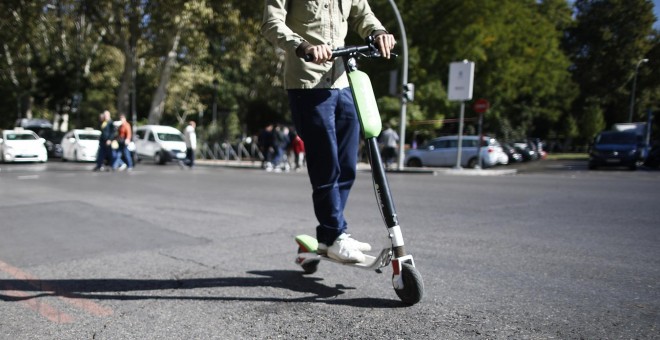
[[448, 60, 475, 101]]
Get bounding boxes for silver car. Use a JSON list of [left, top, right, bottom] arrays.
[[405, 135, 507, 168]]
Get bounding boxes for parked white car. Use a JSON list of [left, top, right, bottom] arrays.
[[0, 128, 48, 163], [134, 125, 187, 164], [404, 135, 507, 168], [61, 128, 101, 162]]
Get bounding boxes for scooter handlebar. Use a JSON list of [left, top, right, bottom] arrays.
[[303, 37, 396, 62]]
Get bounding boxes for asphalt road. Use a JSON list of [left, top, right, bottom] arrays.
[[0, 159, 658, 339]]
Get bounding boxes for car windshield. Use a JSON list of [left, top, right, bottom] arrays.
[[78, 133, 99, 140], [157, 133, 183, 142], [5, 133, 37, 141], [597, 132, 637, 145]]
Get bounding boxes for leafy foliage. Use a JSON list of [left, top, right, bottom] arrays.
[[0, 0, 657, 148]]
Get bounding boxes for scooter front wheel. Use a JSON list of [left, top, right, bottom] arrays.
[[394, 262, 424, 305]]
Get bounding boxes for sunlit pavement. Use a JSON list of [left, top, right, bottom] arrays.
[[195, 159, 519, 176]]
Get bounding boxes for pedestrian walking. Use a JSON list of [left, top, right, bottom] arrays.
[[93, 110, 115, 171], [291, 131, 305, 171], [379, 124, 399, 169], [180, 120, 197, 169], [271, 124, 290, 172], [112, 114, 132, 171], [259, 124, 275, 171]]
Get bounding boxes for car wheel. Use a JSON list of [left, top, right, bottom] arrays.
[[467, 157, 479, 169], [154, 151, 166, 165], [406, 158, 422, 167]]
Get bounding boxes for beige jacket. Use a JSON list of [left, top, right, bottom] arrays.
[[261, 0, 387, 89]]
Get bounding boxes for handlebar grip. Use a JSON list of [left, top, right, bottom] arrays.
[[303, 45, 375, 62]]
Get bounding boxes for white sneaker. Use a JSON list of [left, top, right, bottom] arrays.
[[342, 234, 372, 252], [318, 234, 370, 263]]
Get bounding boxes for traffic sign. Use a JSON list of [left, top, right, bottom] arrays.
[[473, 98, 490, 113], [448, 60, 475, 101]]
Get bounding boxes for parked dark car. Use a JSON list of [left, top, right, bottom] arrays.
[[588, 131, 644, 170], [529, 138, 547, 159], [42, 130, 64, 158], [501, 142, 523, 163], [513, 141, 537, 162]]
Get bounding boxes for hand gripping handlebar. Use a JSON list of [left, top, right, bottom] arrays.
[[303, 36, 394, 62]]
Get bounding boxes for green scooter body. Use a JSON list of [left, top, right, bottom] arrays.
[[348, 70, 382, 139]]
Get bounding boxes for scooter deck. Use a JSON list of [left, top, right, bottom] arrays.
[[318, 253, 379, 267], [295, 234, 391, 270]]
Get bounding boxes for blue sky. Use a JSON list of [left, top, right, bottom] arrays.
[[568, 1, 660, 28], [654, 0, 660, 28]]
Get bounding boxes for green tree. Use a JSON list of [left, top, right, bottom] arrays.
[[579, 97, 607, 140], [566, 0, 656, 128], [371, 0, 575, 142], [0, 0, 49, 121]]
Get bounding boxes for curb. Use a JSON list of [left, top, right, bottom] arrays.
[[196, 159, 517, 176]]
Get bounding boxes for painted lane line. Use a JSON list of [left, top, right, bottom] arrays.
[[17, 175, 40, 180], [2, 284, 75, 324], [0, 259, 113, 319]]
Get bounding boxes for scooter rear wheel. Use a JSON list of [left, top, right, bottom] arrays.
[[394, 263, 424, 305], [297, 248, 320, 274]]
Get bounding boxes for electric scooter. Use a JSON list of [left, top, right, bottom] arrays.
[[294, 37, 424, 305]]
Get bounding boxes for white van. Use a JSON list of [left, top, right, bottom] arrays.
[[134, 125, 187, 164]]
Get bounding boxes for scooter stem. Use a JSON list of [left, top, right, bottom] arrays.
[[365, 137, 407, 258]]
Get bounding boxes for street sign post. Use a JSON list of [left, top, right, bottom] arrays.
[[448, 60, 475, 169]]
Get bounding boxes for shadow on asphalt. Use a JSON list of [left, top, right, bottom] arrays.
[[508, 159, 660, 173], [0, 270, 405, 308]]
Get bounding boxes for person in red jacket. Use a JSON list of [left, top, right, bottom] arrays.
[[291, 131, 305, 171], [113, 114, 133, 171]]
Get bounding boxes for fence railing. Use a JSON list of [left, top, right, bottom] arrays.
[[199, 140, 264, 163]]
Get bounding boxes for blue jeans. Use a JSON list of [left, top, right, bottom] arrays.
[[112, 144, 132, 169], [288, 88, 359, 246]]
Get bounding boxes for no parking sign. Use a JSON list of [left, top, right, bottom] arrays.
[[473, 98, 490, 113]]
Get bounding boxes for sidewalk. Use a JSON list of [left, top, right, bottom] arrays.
[[195, 159, 518, 176]]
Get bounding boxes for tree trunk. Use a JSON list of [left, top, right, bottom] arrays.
[[147, 31, 181, 124], [116, 0, 140, 116], [116, 47, 135, 116]]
